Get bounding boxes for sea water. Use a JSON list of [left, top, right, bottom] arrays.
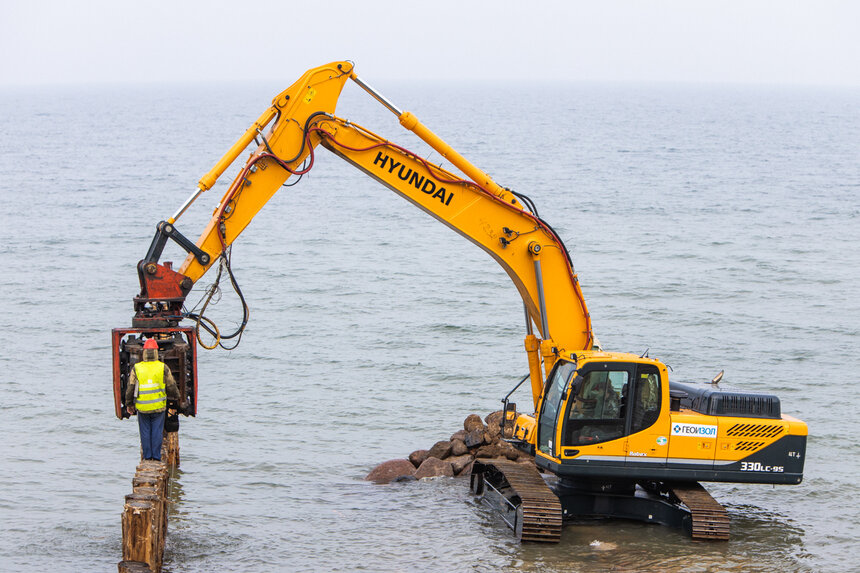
[[0, 79, 857, 571]]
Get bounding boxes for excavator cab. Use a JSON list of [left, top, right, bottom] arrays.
[[534, 354, 667, 469], [564, 363, 662, 447]]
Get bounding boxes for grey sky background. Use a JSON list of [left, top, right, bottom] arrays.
[[1, 0, 858, 87]]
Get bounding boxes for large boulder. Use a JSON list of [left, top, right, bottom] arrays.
[[487, 409, 516, 438], [428, 440, 453, 460], [474, 444, 504, 459], [451, 439, 469, 457], [485, 410, 504, 428], [414, 457, 454, 479], [450, 429, 468, 442], [365, 459, 416, 484], [408, 449, 430, 468], [498, 441, 520, 461], [484, 427, 506, 446], [464, 414, 485, 433], [459, 460, 474, 477], [464, 428, 484, 448], [448, 454, 473, 476]]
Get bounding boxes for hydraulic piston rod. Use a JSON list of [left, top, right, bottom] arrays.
[[350, 72, 515, 203]]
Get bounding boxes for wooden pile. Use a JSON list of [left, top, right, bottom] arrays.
[[163, 431, 180, 467], [119, 460, 169, 571], [118, 430, 178, 572]]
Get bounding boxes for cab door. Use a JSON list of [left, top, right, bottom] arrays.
[[624, 363, 668, 466]]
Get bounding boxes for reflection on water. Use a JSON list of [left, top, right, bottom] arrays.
[[166, 467, 186, 519]]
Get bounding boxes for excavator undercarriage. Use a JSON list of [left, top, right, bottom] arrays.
[[471, 459, 730, 541]]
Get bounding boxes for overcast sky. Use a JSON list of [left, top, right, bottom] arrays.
[[1, 0, 858, 87]]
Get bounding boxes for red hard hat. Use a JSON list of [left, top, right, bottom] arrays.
[[143, 338, 158, 350]]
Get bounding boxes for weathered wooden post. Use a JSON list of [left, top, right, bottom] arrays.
[[120, 459, 170, 572], [163, 431, 180, 467]]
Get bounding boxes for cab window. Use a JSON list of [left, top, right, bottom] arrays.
[[564, 368, 629, 446], [537, 361, 575, 456], [631, 365, 661, 433]]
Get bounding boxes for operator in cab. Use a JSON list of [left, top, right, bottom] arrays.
[[125, 339, 185, 461]]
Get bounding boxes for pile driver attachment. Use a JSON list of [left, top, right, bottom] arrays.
[[111, 326, 197, 425], [111, 219, 205, 422]]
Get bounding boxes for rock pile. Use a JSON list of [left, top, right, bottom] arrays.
[[365, 410, 534, 484]]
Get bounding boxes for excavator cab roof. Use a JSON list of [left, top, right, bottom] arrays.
[[558, 349, 666, 367]]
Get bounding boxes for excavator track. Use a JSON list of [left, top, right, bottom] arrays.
[[471, 459, 562, 543], [670, 482, 730, 540]]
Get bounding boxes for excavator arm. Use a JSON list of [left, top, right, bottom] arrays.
[[119, 61, 592, 414]]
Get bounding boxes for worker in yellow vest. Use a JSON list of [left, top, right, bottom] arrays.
[[125, 338, 185, 461]]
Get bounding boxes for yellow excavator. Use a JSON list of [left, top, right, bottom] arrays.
[[111, 61, 807, 542]]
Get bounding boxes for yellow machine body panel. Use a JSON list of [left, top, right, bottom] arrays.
[[665, 412, 719, 464], [514, 414, 538, 445], [714, 413, 807, 461]]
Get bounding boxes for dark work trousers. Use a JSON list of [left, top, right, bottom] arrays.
[[138, 410, 166, 460]]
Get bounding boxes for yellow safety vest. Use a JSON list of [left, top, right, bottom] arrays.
[[134, 360, 167, 413]]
